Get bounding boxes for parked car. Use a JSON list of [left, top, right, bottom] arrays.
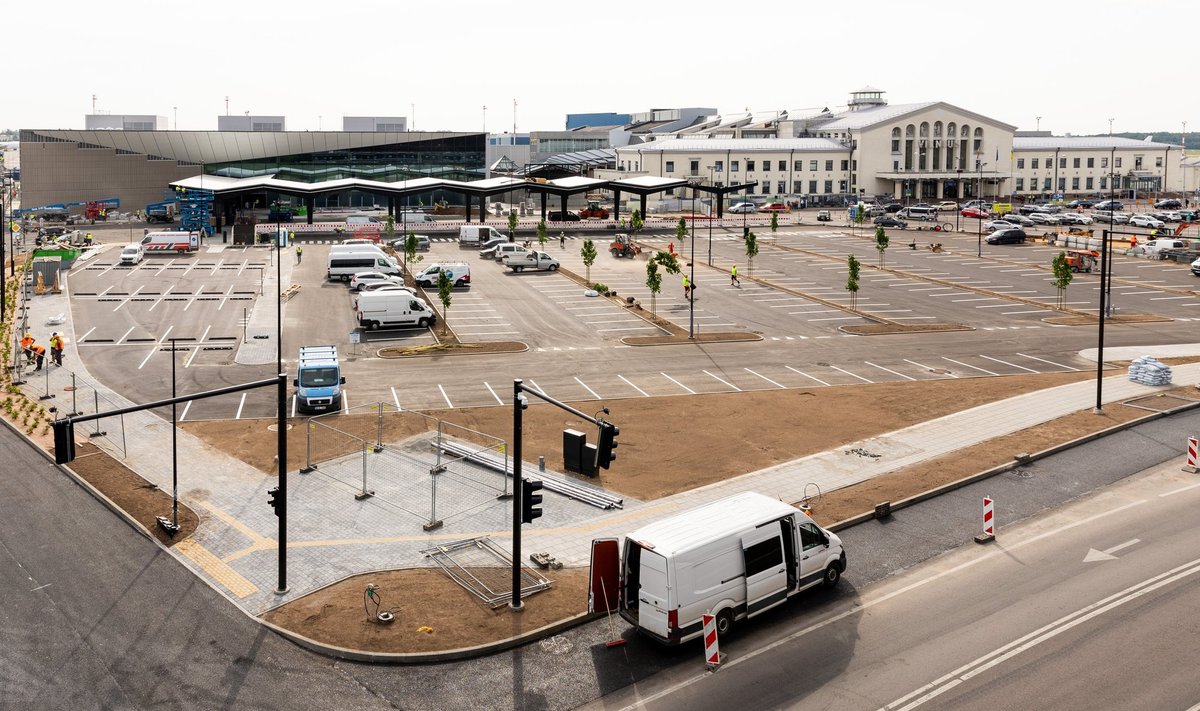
[[728, 202, 757, 214], [1129, 214, 1165, 229], [1158, 211, 1183, 223], [387, 235, 430, 251], [1058, 213, 1094, 225], [1094, 199, 1125, 212], [984, 219, 1019, 232], [883, 203, 904, 213], [349, 271, 404, 291], [961, 206, 989, 219], [960, 199, 985, 209], [1019, 204, 1051, 215], [548, 210, 581, 222], [986, 228, 1027, 245], [1002, 213, 1034, 226], [760, 202, 790, 212], [1028, 212, 1062, 225], [816, 210, 832, 221], [936, 200, 959, 212], [1155, 198, 1182, 210], [873, 215, 907, 228], [1191, 256, 1200, 277], [1067, 199, 1096, 209], [352, 283, 417, 309]]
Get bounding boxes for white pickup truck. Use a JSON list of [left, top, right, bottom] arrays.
[[503, 250, 560, 272]]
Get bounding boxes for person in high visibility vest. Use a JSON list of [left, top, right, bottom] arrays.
[[295, 245, 303, 264], [30, 343, 46, 371], [683, 274, 691, 300], [49, 332, 65, 366], [20, 333, 34, 364], [730, 264, 740, 287]]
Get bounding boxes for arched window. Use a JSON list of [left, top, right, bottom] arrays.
[[891, 127, 901, 153], [933, 121, 943, 138], [973, 127, 984, 155]]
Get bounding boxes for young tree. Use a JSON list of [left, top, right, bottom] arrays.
[[536, 219, 548, 250], [580, 238, 598, 284], [744, 230, 759, 275], [384, 214, 396, 247], [675, 216, 688, 248], [854, 204, 867, 238], [404, 230, 423, 280], [507, 209, 518, 242], [1051, 251, 1073, 309], [631, 209, 644, 238], [846, 254, 861, 310], [645, 259, 662, 316], [652, 250, 682, 275], [436, 268, 453, 336], [874, 226, 890, 268], [770, 211, 779, 245]]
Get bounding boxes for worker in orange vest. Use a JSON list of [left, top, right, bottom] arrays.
[[30, 343, 46, 371], [49, 332, 65, 366], [20, 333, 35, 364]]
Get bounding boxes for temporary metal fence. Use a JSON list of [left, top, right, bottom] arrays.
[[422, 537, 552, 607], [11, 360, 128, 459]]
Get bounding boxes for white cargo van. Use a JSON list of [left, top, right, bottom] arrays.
[[327, 251, 401, 282], [459, 225, 506, 247], [345, 214, 381, 226], [414, 262, 471, 288], [119, 243, 145, 265], [616, 492, 845, 645], [355, 292, 437, 330], [331, 243, 390, 259], [897, 206, 937, 222], [398, 212, 436, 224]]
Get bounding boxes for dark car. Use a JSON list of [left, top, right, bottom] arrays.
[[1094, 200, 1124, 212], [548, 210, 581, 222], [1154, 198, 1182, 210], [874, 215, 908, 228], [883, 203, 904, 213], [1067, 199, 1096, 209], [985, 228, 1027, 245]]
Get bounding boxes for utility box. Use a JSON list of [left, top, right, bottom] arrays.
[[563, 428, 593, 476]]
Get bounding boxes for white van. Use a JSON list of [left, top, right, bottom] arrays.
[[616, 492, 845, 645], [414, 262, 471, 288], [482, 243, 527, 261], [340, 237, 381, 246], [327, 251, 401, 282], [345, 214, 381, 226], [398, 212, 436, 224], [355, 292, 437, 330], [119, 243, 145, 265], [459, 225, 506, 247], [897, 206, 938, 222], [1141, 238, 1185, 258], [331, 243, 390, 259]]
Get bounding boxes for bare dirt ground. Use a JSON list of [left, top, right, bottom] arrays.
[[11, 365, 1197, 655]]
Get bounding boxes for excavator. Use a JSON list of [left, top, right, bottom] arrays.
[[610, 233, 641, 258], [580, 201, 610, 219]]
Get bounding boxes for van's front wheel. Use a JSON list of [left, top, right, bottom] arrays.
[[715, 609, 734, 637], [417, 317, 431, 328], [823, 562, 842, 588]]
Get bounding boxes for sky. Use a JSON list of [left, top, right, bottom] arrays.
[[5, 0, 1193, 138]]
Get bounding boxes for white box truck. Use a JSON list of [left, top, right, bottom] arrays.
[[616, 492, 846, 645], [355, 292, 437, 330], [140, 231, 200, 254]]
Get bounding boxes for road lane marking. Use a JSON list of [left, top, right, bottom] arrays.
[[185, 325, 210, 368], [137, 325, 175, 370], [234, 393, 246, 419], [484, 381, 504, 405], [744, 368, 785, 389], [437, 384, 454, 408], [864, 361, 917, 381], [942, 357, 998, 376], [703, 370, 742, 391], [1103, 539, 1140, 555], [617, 375, 649, 397], [574, 377, 601, 399], [829, 365, 873, 383], [148, 285, 174, 312], [661, 372, 695, 394], [979, 354, 1039, 373], [113, 285, 144, 312], [179, 401, 192, 422], [785, 366, 829, 386], [391, 386, 401, 411], [217, 284, 235, 311], [1016, 353, 1077, 371], [78, 326, 96, 343]]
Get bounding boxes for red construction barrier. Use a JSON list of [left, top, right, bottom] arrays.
[[702, 613, 721, 669]]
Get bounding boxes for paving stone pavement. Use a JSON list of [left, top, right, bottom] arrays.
[[12, 255, 1199, 617]]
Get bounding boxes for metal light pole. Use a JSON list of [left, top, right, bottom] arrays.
[[275, 216, 288, 595], [707, 166, 714, 265], [689, 188, 696, 339], [956, 169, 962, 232], [977, 160, 987, 257]]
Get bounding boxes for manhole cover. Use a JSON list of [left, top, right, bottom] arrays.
[[63, 386, 77, 391], [930, 368, 952, 375], [1014, 469, 1034, 479], [266, 423, 294, 432]]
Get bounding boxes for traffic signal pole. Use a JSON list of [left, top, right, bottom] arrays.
[[510, 379, 618, 611]]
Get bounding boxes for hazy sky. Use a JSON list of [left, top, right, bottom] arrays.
[[7, 0, 1192, 137]]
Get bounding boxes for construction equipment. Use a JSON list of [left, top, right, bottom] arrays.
[[609, 233, 641, 258], [83, 199, 120, 221], [1063, 249, 1099, 273], [144, 200, 177, 224], [580, 201, 610, 220]]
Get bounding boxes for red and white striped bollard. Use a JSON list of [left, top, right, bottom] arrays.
[[701, 612, 721, 670], [974, 497, 995, 544], [1185, 437, 1198, 474]]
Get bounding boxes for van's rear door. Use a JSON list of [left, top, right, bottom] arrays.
[[742, 525, 788, 618], [637, 549, 670, 638]]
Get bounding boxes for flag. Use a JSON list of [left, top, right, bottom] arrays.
[[995, 148, 999, 162]]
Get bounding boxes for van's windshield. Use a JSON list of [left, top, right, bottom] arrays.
[[299, 367, 339, 388]]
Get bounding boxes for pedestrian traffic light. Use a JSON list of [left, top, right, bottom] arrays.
[[267, 486, 280, 516], [521, 478, 543, 524], [595, 421, 619, 470]]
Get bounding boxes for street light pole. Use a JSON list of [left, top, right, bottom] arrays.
[[977, 159, 987, 257], [956, 169, 962, 232], [708, 166, 714, 265], [689, 187, 696, 339]]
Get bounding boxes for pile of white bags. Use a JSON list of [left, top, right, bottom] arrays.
[[1128, 356, 1172, 386]]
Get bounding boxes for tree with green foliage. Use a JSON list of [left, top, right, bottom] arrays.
[[384, 214, 396, 246], [631, 209, 644, 237], [404, 230, 423, 279], [846, 254, 861, 310], [854, 204, 866, 238], [744, 231, 759, 275], [536, 219, 548, 250], [770, 211, 779, 244], [507, 209, 518, 241], [581, 239, 598, 283], [645, 260, 662, 316], [874, 226, 890, 268], [1051, 251, 1073, 309], [676, 216, 688, 247], [436, 268, 453, 336]]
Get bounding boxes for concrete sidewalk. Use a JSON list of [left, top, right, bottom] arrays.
[[14, 265, 1200, 617]]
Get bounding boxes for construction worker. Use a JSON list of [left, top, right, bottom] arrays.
[[683, 274, 691, 300], [20, 333, 34, 364], [30, 343, 46, 371], [731, 264, 740, 287], [559, 232, 566, 249], [296, 245, 303, 264], [49, 332, 65, 366], [84, 232, 93, 247]]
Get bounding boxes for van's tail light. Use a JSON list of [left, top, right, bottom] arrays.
[[668, 609, 678, 631]]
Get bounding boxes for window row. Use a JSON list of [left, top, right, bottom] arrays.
[[1014, 177, 1108, 191], [1014, 156, 1159, 170], [662, 159, 852, 173]]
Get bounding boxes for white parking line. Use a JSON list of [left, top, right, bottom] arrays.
[[618, 374, 649, 397], [574, 377, 602, 399], [1149, 296, 1195, 301], [980, 354, 1039, 373], [185, 325, 210, 368], [116, 326, 135, 345], [1001, 309, 1050, 315], [179, 401, 192, 422], [942, 356, 998, 375], [1016, 353, 1078, 371], [864, 361, 917, 381], [435, 384, 453, 408], [744, 368, 785, 388], [484, 381, 504, 405], [951, 297, 999, 303], [78, 326, 96, 343], [526, 380, 547, 397], [903, 358, 957, 377], [113, 285, 144, 312], [290, 395, 297, 418], [661, 372, 696, 394], [597, 326, 657, 332], [235, 393, 247, 419], [704, 370, 742, 391], [785, 365, 829, 386], [829, 364, 873, 383], [391, 386, 401, 410], [148, 285, 174, 312]]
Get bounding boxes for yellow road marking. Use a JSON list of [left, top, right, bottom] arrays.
[[174, 539, 258, 598]]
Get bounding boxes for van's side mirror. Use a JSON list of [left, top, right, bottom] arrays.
[[339, 376, 346, 385], [292, 378, 298, 386]]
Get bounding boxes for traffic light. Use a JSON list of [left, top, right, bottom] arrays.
[[521, 478, 543, 524], [595, 421, 619, 470], [53, 419, 75, 464], [267, 486, 281, 516]]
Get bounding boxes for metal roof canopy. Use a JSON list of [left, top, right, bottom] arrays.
[[685, 181, 757, 218]]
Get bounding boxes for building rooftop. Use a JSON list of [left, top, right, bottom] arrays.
[[1013, 136, 1179, 150], [632, 137, 848, 153]]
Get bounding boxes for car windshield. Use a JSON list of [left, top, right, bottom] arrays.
[[299, 366, 339, 388]]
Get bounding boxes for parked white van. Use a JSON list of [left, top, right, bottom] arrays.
[[355, 292, 437, 330], [327, 251, 401, 282], [398, 212, 436, 224], [414, 262, 471, 288], [459, 225, 506, 247], [345, 214, 381, 226], [119, 243, 145, 265], [1140, 238, 1186, 257], [331, 243, 390, 259], [616, 492, 846, 645], [897, 206, 938, 222]]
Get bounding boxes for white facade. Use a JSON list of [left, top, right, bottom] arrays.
[[342, 116, 407, 132], [217, 115, 286, 131], [1010, 136, 1183, 199], [84, 114, 167, 130]]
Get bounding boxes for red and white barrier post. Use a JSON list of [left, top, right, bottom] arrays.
[[701, 612, 722, 670], [1185, 437, 1198, 474], [974, 497, 995, 544]]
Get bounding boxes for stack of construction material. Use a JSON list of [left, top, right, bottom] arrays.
[[1128, 356, 1172, 386]]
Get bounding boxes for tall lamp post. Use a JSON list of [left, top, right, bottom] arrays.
[[689, 185, 696, 339], [275, 213, 288, 595], [707, 166, 715, 265], [956, 169, 962, 231], [977, 157, 987, 257]]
